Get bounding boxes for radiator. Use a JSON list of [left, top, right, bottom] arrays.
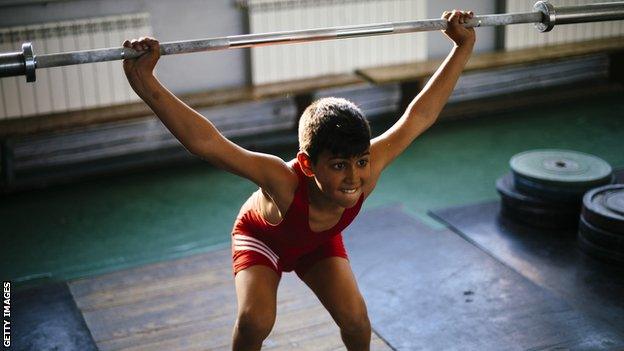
[[246, 0, 427, 84], [505, 0, 624, 50], [0, 13, 152, 120]]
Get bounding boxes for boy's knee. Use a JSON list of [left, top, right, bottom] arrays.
[[336, 308, 371, 335], [235, 309, 275, 339]]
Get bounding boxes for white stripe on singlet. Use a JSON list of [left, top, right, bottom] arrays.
[[233, 234, 279, 269], [233, 235, 279, 262]]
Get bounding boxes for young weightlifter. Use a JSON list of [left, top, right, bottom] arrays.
[[123, 9, 475, 351]]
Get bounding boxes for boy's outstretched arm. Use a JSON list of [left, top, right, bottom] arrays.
[[123, 38, 297, 200], [370, 10, 476, 174]]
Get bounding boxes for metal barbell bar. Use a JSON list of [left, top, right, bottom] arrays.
[[1, 1, 624, 83]]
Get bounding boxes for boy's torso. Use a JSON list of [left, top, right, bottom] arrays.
[[233, 159, 365, 242], [240, 179, 350, 234], [232, 159, 366, 270]]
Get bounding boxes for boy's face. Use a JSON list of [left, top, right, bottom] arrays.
[[306, 148, 371, 208]]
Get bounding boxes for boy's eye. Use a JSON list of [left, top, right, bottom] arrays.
[[332, 162, 345, 170], [358, 159, 369, 167]]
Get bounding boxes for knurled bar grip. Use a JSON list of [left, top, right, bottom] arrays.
[[2, 1, 624, 82]]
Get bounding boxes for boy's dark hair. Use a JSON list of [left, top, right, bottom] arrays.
[[298, 97, 371, 164]]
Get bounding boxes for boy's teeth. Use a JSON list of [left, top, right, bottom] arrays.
[[342, 188, 356, 193]]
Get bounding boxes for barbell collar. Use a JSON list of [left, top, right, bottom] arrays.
[[0, 42, 37, 82], [23, 42, 36, 82], [534, 1, 556, 32]]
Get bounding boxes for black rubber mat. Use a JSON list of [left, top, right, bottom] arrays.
[[429, 170, 624, 335], [344, 205, 624, 350], [12, 282, 97, 351]]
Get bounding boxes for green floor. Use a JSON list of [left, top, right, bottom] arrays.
[[2, 93, 623, 287]]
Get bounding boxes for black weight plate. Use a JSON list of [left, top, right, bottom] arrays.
[[496, 173, 579, 212], [605, 189, 624, 216], [510, 149, 613, 188], [514, 173, 615, 204], [500, 198, 580, 229], [578, 215, 624, 252], [582, 184, 624, 235], [578, 229, 624, 265]]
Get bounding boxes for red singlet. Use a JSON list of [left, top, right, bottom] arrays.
[[231, 159, 365, 278]]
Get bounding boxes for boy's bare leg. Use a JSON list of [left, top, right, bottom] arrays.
[[232, 265, 280, 351], [300, 257, 371, 351]]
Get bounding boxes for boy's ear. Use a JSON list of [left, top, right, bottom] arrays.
[[297, 152, 315, 177]]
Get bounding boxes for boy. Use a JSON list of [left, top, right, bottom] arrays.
[[123, 9, 475, 351]]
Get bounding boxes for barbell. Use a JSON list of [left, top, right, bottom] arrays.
[[1, 1, 624, 83]]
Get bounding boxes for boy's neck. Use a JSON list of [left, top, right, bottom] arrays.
[[306, 177, 344, 212]]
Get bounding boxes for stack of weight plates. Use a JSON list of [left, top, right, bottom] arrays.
[[496, 149, 614, 229], [579, 185, 624, 265]]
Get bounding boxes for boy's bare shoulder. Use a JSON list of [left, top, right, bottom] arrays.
[[283, 157, 301, 190], [260, 157, 300, 214], [282, 158, 301, 195]]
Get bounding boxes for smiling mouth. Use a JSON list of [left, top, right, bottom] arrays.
[[340, 188, 358, 194]]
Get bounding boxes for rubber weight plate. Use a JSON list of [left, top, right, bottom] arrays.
[[578, 215, 624, 252], [578, 228, 624, 265], [510, 149, 613, 190], [496, 173, 580, 229], [582, 184, 624, 235], [496, 173, 579, 212], [514, 173, 615, 204], [500, 200, 580, 229]]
